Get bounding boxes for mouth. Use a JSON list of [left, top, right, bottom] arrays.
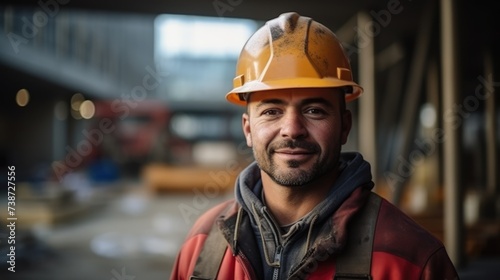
[[269, 140, 319, 163], [274, 148, 313, 154], [273, 148, 315, 161]]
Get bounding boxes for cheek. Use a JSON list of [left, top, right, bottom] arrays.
[[249, 123, 274, 149], [317, 123, 342, 148]]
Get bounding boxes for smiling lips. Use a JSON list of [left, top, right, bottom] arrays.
[[273, 148, 315, 160]]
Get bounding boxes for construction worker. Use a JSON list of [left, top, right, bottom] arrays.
[[170, 12, 459, 279]]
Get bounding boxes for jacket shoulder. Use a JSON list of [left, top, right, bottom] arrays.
[[186, 199, 238, 239], [373, 195, 446, 266], [170, 199, 238, 280]]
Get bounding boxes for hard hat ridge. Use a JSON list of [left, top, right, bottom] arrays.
[[225, 12, 363, 106]]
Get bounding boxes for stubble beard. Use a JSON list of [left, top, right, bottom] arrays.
[[254, 140, 337, 187]]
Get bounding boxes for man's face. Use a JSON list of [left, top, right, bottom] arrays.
[[242, 88, 352, 187]]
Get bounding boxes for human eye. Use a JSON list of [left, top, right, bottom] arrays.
[[261, 108, 281, 116], [304, 107, 328, 117]]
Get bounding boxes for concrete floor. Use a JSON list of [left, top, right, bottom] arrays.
[[1, 181, 499, 280], [0, 182, 232, 280]]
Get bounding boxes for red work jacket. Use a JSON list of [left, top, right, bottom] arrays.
[[170, 188, 459, 280]]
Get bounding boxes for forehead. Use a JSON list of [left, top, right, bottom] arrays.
[[247, 88, 343, 106]]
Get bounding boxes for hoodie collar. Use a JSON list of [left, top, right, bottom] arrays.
[[235, 152, 373, 228], [233, 152, 374, 276]]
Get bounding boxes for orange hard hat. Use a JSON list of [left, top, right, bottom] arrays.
[[226, 12, 363, 106]]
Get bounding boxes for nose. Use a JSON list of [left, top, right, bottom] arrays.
[[280, 110, 308, 139]]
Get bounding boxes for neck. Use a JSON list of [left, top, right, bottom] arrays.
[[261, 169, 339, 225]]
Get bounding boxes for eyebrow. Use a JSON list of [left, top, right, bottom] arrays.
[[255, 97, 334, 110], [255, 98, 286, 110], [300, 98, 335, 108]]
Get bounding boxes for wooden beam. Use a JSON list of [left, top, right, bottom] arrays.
[[357, 12, 377, 180], [389, 0, 435, 205], [484, 50, 497, 195], [440, 0, 464, 268]]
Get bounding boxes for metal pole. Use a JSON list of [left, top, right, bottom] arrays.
[[357, 12, 377, 181], [440, 0, 464, 268]]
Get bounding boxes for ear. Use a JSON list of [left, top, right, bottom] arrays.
[[242, 113, 253, 147], [341, 109, 352, 145]]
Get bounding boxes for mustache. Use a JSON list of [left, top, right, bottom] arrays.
[[270, 140, 320, 153]]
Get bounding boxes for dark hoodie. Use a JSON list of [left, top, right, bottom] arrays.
[[234, 152, 373, 279]]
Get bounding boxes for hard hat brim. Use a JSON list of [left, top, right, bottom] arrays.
[[225, 78, 363, 106]]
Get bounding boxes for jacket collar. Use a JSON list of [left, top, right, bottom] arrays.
[[234, 152, 374, 230], [229, 152, 374, 277]]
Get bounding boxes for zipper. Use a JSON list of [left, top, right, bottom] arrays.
[[272, 245, 283, 280], [237, 251, 258, 280], [260, 207, 284, 280]]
